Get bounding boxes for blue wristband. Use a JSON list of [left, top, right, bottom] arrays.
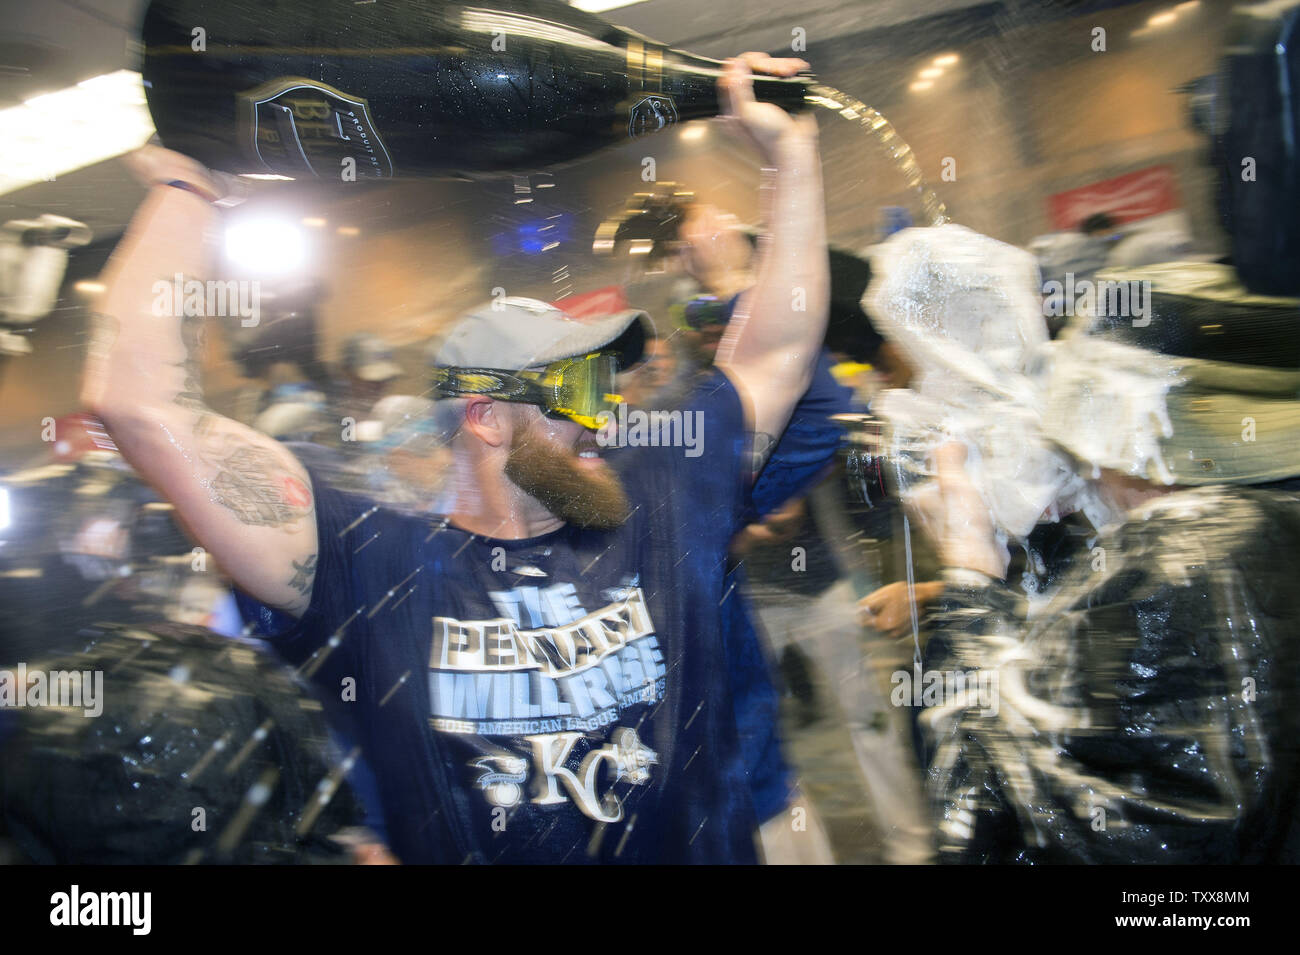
[[161, 179, 218, 203]]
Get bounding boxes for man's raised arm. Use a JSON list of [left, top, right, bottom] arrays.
[[80, 147, 319, 617], [712, 54, 830, 475]]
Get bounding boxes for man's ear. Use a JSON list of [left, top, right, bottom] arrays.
[[462, 397, 508, 448]]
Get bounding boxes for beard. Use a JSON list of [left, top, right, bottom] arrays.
[[504, 420, 631, 530]]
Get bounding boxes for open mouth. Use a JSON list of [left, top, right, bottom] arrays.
[[575, 439, 604, 465]]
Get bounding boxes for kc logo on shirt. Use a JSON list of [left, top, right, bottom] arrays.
[[431, 583, 665, 821]]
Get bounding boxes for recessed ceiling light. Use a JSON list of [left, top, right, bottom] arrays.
[[0, 70, 154, 196]]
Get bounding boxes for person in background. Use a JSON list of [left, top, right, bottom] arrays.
[[1028, 211, 1116, 338], [916, 326, 1300, 862], [349, 393, 455, 514], [230, 280, 332, 436], [331, 332, 403, 436], [667, 199, 940, 863], [865, 217, 1300, 863]]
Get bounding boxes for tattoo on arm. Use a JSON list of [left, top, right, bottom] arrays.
[[173, 310, 208, 413], [747, 431, 777, 480], [288, 554, 318, 597], [195, 430, 315, 528]]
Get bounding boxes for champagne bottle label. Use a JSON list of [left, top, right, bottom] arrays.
[[623, 37, 677, 137], [237, 77, 394, 179], [628, 95, 679, 138]]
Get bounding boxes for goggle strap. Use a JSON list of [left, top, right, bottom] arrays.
[[434, 360, 621, 430], [434, 368, 534, 400]]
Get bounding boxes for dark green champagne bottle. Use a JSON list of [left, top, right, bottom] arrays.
[[141, 0, 813, 179]]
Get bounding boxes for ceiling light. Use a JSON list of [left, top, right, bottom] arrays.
[[0, 70, 154, 196]]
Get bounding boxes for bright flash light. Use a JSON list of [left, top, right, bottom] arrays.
[[919, 67, 943, 79], [680, 125, 707, 142], [336, 226, 361, 237], [1148, 11, 1177, 26], [934, 54, 959, 66], [301, 217, 327, 228], [0, 70, 154, 196], [74, 280, 106, 295], [1174, 1, 1199, 10], [224, 220, 308, 274], [910, 80, 934, 92]]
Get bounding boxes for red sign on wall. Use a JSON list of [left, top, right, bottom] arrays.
[[1048, 165, 1181, 231], [553, 285, 630, 319]]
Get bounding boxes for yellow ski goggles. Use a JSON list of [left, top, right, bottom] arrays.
[[434, 352, 624, 431]]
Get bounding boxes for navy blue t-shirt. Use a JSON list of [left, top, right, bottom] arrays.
[[240, 369, 760, 864], [748, 349, 854, 520]]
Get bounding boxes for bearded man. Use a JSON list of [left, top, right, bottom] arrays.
[[81, 54, 828, 864]]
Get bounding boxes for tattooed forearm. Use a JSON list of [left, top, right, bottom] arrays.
[[287, 554, 318, 597], [195, 429, 314, 528], [172, 309, 209, 412]]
